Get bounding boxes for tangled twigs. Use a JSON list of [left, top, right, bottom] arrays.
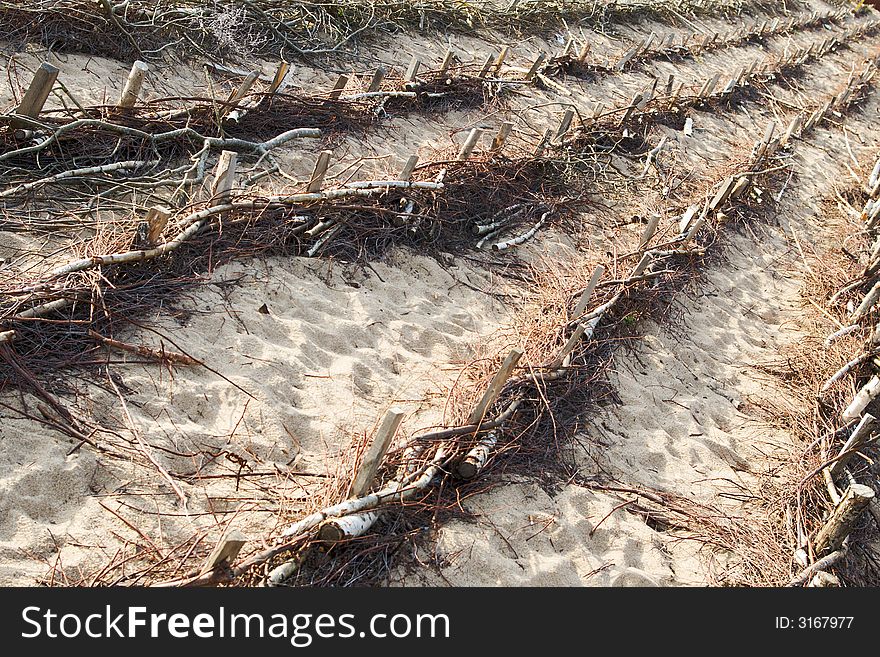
[[0, 0, 820, 61]]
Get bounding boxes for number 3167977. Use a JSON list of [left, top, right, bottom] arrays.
[[776, 617, 854, 629]]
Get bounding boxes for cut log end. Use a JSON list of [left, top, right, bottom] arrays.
[[456, 460, 479, 480], [317, 523, 346, 543]]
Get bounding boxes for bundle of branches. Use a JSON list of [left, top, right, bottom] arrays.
[[783, 148, 880, 586], [544, 4, 840, 81], [382, 74, 506, 114], [0, 0, 814, 62], [0, 148, 590, 394]]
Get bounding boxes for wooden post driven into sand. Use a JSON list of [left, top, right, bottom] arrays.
[[814, 484, 875, 556], [638, 214, 661, 251], [268, 61, 290, 94], [572, 265, 605, 319], [708, 177, 737, 211], [223, 71, 261, 122], [350, 410, 405, 498], [367, 67, 385, 92], [533, 128, 553, 156], [620, 92, 642, 126], [478, 54, 495, 80], [439, 50, 455, 76], [16, 62, 59, 121], [199, 530, 247, 576], [398, 154, 419, 181], [525, 52, 546, 80], [494, 46, 510, 73], [329, 75, 349, 99], [211, 151, 237, 204], [119, 60, 149, 109], [457, 128, 483, 161], [491, 122, 514, 151], [307, 150, 332, 192], [578, 42, 591, 63], [554, 109, 575, 141], [404, 56, 421, 83], [145, 206, 171, 245], [468, 349, 523, 425], [228, 71, 260, 106]]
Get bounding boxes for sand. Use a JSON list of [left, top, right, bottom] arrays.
[[1, 0, 879, 586]]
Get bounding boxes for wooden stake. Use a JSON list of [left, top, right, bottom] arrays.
[[145, 206, 171, 244], [561, 38, 574, 57], [478, 53, 495, 79], [307, 150, 332, 192], [494, 46, 510, 73], [640, 31, 657, 55], [328, 74, 349, 99], [620, 92, 642, 125], [491, 121, 514, 151], [729, 175, 751, 200], [16, 62, 59, 120], [211, 150, 237, 204], [577, 42, 591, 63], [199, 530, 246, 575], [533, 128, 553, 156], [638, 213, 661, 250], [572, 265, 605, 318], [267, 61, 290, 95], [780, 114, 803, 146], [350, 410, 405, 497], [367, 67, 386, 92], [457, 128, 483, 161], [697, 72, 720, 98], [468, 349, 524, 425], [708, 176, 736, 211], [630, 251, 653, 278], [439, 50, 455, 75], [119, 60, 148, 109], [814, 484, 875, 556], [227, 70, 260, 105], [525, 52, 546, 80], [554, 109, 575, 140], [398, 154, 419, 181], [550, 323, 587, 370], [404, 56, 421, 82]]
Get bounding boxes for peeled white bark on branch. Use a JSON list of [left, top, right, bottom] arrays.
[[44, 183, 446, 279], [341, 91, 416, 101], [490, 211, 550, 251], [317, 511, 382, 542], [842, 375, 880, 422], [820, 353, 870, 393], [850, 280, 880, 321], [0, 160, 156, 198], [829, 413, 876, 476], [814, 484, 875, 556], [280, 446, 448, 539], [456, 431, 498, 479], [0, 117, 320, 164]]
